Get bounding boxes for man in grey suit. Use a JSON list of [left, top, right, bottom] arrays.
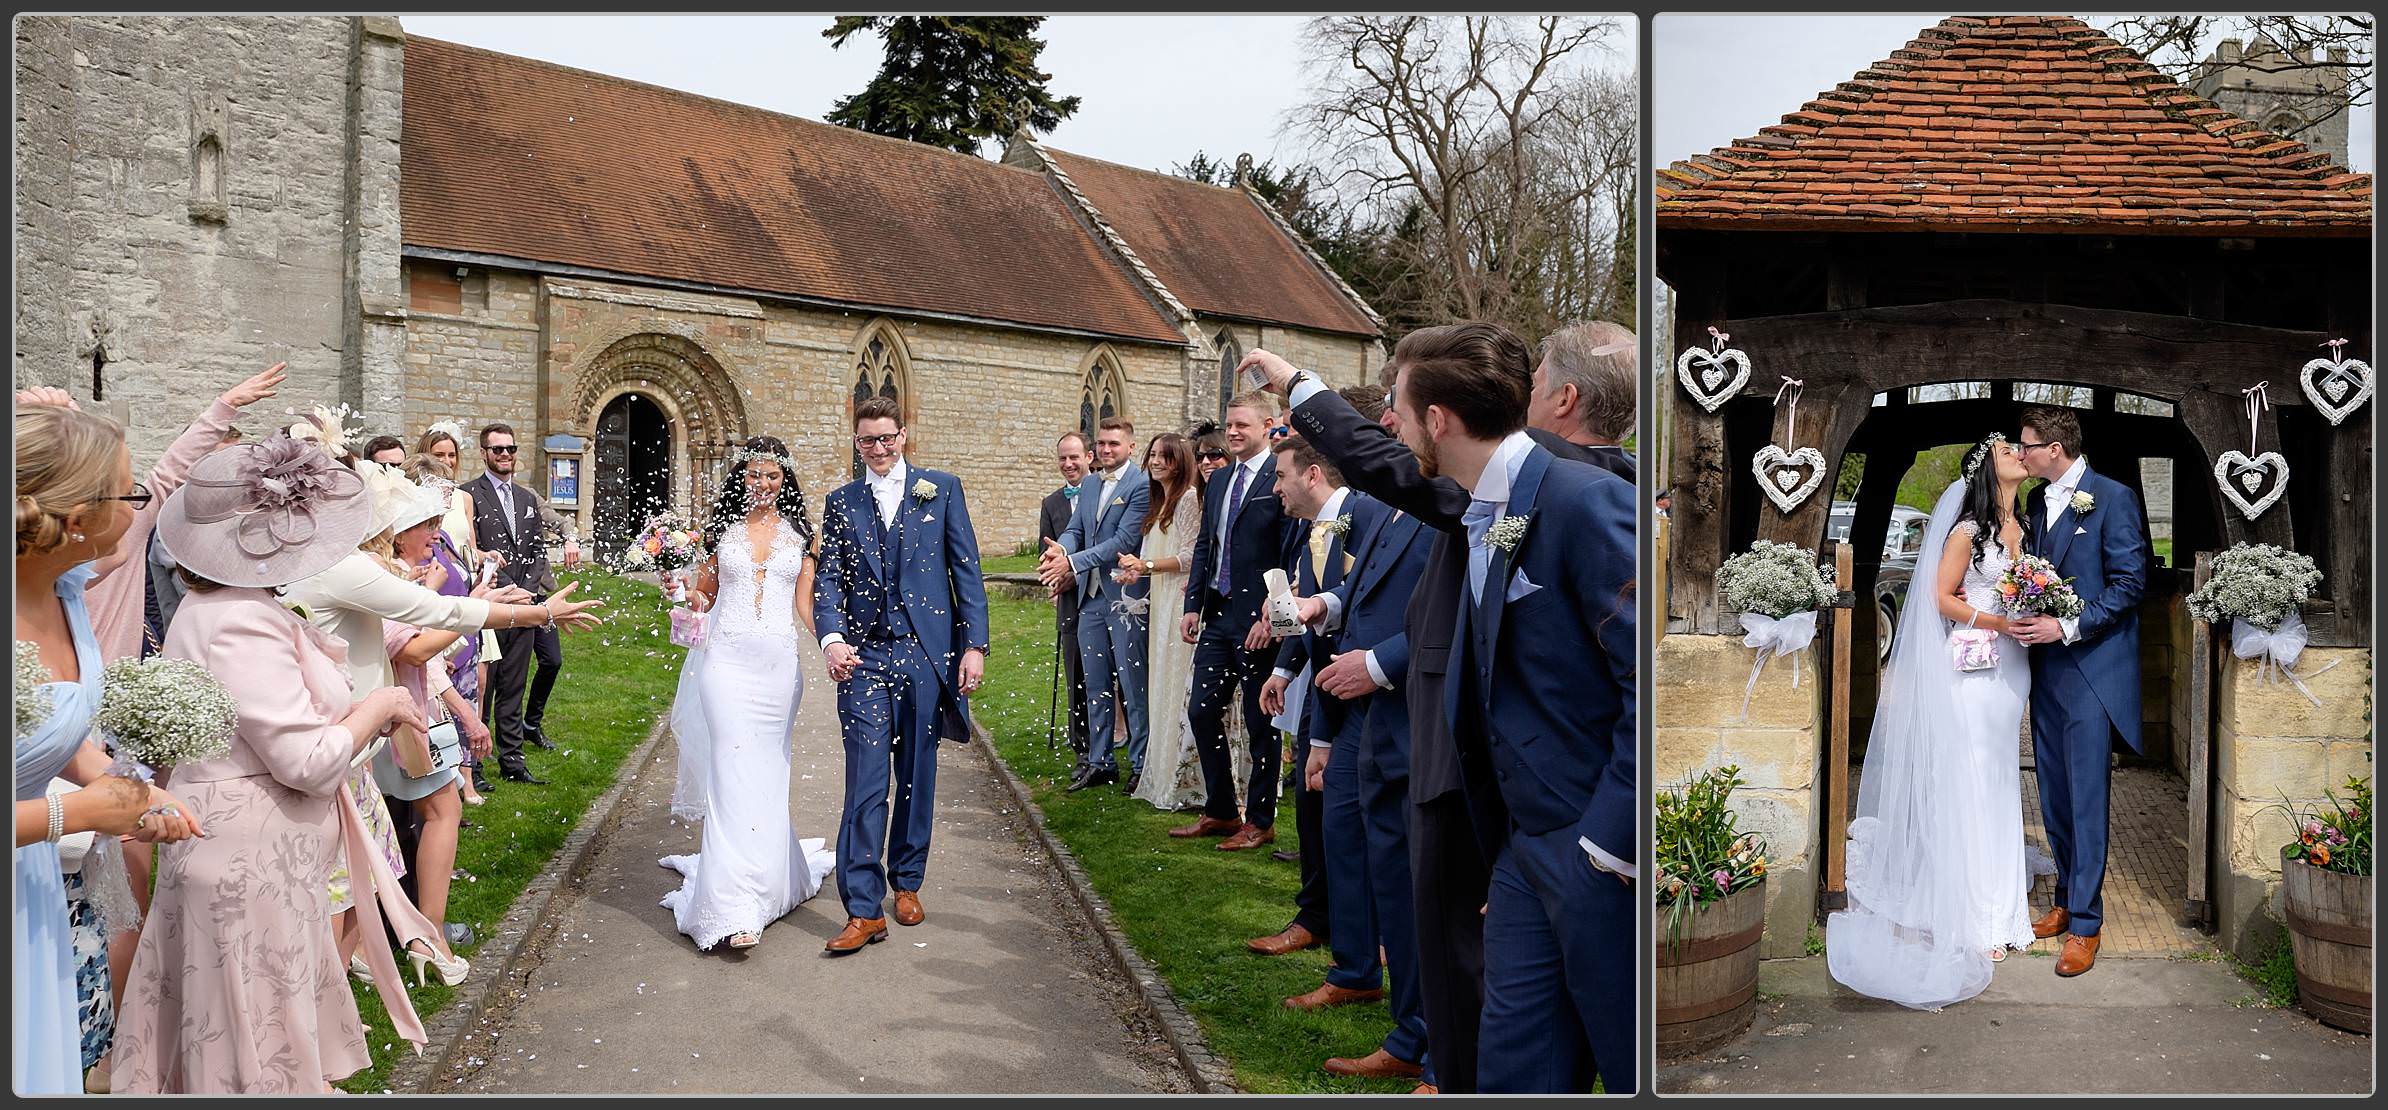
[[464, 422, 582, 785], [1039, 432, 1095, 767], [1041, 418, 1152, 792]]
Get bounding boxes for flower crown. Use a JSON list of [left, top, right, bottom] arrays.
[[714, 444, 794, 485], [1963, 433, 2009, 480]]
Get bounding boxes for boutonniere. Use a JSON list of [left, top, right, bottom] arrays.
[[911, 478, 938, 503], [1322, 514, 1354, 539], [2071, 491, 2095, 516], [1485, 514, 1532, 554]]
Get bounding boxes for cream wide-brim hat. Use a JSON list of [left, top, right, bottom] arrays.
[[154, 436, 376, 589]]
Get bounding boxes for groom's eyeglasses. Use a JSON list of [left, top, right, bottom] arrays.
[[2015, 440, 2057, 454], [854, 433, 902, 449]]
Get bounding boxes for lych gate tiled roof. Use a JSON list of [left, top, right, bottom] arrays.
[[401, 37, 1187, 344], [1657, 15, 2373, 235], [1043, 149, 1382, 338]]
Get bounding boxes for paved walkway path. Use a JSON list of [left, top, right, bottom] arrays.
[[446, 645, 1187, 1094], [1660, 955, 2371, 1095]]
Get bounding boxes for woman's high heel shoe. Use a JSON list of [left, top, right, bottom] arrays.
[[349, 953, 375, 985], [407, 941, 470, 987]]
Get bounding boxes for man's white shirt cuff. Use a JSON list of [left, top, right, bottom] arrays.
[[820, 633, 846, 650], [2060, 616, 2081, 645], [1318, 592, 1346, 631], [1363, 650, 1391, 690], [1273, 667, 1296, 681], [1288, 374, 1329, 410], [1309, 739, 1333, 750], [1583, 837, 1637, 879]]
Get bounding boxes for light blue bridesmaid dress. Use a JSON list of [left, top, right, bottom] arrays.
[[15, 564, 103, 1094]]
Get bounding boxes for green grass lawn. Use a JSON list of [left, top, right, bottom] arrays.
[[973, 594, 1419, 1094], [339, 569, 680, 1092], [981, 551, 1038, 576]]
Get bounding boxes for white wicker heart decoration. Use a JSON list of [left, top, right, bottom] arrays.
[[1752, 445, 1827, 514], [2213, 450, 2289, 520], [1676, 346, 1752, 413], [2299, 355, 2372, 426]]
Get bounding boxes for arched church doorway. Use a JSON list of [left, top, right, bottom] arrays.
[[593, 391, 672, 559]]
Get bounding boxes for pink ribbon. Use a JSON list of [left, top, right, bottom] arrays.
[[1708, 326, 1730, 355]]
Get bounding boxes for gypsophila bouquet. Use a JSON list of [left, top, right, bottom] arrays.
[[2188, 543, 2322, 633], [1715, 541, 1834, 619], [1997, 553, 2084, 620], [2272, 776, 2372, 878], [95, 656, 239, 779], [626, 513, 703, 574], [1656, 765, 1770, 950], [15, 641, 57, 735]]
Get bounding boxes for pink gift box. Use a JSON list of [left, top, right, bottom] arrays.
[[669, 605, 707, 649]]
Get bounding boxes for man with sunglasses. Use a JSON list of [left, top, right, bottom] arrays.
[[465, 423, 583, 785]]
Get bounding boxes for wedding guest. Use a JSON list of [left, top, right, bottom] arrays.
[[1044, 418, 1151, 792], [464, 423, 584, 784], [1171, 393, 1297, 850], [1253, 324, 1636, 1093], [1038, 432, 1094, 770], [376, 481, 496, 981], [1117, 433, 1228, 809], [113, 436, 432, 1093], [402, 451, 493, 809], [46, 775, 140, 1093], [1193, 424, 1230, 481], [1527, 321, 1639, 482], [13, 399, 202, 1095], [147, 426, 247, 641], [361, 435, 407, 467], [1253, 433, 1365, 967], [417, 421, 498, 795]]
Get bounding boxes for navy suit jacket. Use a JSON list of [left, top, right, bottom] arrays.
[[1057, 464, 1151, 606], [1449, 445, 1638, 862], [1271, 493, 1390, 738], [813, 466, 992, 742], [1184, 454, 1296, 629], [2023, 465, 2147, 752], [1317, 501, 1433, 785]]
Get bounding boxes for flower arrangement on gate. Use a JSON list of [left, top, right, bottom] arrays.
[[1656, 765, 1771, 949], [16, 640, 57, 733], [1997, 553, 2084, 620], [1714, 541, 1835, 718], [94, 657, 240, 780], [2270, 775, 2372, 878], [2188, 543, 2333, 705]]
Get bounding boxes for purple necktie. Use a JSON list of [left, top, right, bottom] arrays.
[[1214, 462, 1250, 594]]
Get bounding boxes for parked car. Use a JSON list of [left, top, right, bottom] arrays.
[[1826, 502, 1931, 660]]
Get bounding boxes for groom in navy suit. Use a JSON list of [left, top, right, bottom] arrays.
[[814, 397, 991, 955], [2011, 405, 2147, 978]]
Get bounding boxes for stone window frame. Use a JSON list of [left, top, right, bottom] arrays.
[[848, 318, 914, 478], [1212, 328, 1242, 421], [1078, 344, 1130, 442], [189, 91, 229, 223]]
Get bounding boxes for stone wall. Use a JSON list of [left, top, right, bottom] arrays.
[[2211, 645, 2372, 960], [12, 15, 400, 463], [1656, 633, 1823, 958]]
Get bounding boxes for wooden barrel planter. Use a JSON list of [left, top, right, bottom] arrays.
[[1657, 881, 1765, 1058], [2282, 859, 2372, 1034]]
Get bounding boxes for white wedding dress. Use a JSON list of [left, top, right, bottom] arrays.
[[1827, 479, 2045, 1010], [660, 517, 835, 950]]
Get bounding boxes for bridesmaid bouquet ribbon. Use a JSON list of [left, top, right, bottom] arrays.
[[2229, 610, 2340, 709], [1736, 610, 1819, 720]]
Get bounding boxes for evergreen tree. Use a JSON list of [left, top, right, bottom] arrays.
[[824, 17, 1081, 156]]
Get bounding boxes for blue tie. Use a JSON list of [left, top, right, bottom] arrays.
[[1464, 499, 1498, 604], [1214, 462, 1250, 594]]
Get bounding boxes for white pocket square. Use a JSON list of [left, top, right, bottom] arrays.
[[2074, 526, 2089, 536], [1505, 570, 1542, 604]]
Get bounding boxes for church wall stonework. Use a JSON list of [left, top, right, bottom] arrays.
[[13, 15, 400, 465]]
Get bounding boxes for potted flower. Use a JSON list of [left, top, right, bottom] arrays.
[[2270, 776, 2371, 1033], [1656, 765, 1771, 1056]]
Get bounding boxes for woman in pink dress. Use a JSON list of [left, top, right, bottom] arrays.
[[110, 436, 432, 1093]]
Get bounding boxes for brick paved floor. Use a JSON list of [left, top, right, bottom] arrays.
[[2017, 734, 2211, 958]]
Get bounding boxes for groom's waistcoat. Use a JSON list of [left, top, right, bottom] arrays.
[[2024, 467, 2147, 752]]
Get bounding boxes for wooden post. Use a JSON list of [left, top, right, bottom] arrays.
[[1654, 514, 1671, 643], [1820, 541, 1856, 912], [2185, 550, 2216, 930]]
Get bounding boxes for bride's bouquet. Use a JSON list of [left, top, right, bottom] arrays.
[[1715, 542, 1835, 718], [1996, 554, 2083, 620], [627, 513, 704, 602], [94, 656, 240, 781], [2189, 542, 2331, 704]]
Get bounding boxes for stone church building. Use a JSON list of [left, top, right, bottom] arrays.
[[15, 16, 1385, 555]]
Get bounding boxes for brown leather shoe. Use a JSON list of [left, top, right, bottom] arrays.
[[2032, 906, 2071, 940], [1218, 825, 1277, 851], [1247, 923, 1319, 956], [893, 891, 925, 927], [1286, 981, 1386, 1011], [1411, 1084, 1439, 1095], [1170, 816, 1246, 839], [1322, 1047, 1423, 1078], [823, 917, 887, 955], [2055, 933, 2100, 977]]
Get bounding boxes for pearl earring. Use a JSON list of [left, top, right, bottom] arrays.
[[70, 532, 86, 543]]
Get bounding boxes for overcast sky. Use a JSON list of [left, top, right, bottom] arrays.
[[1655, 13, 2375, 172]]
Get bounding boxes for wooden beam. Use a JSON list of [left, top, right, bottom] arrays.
[[1821, 541, 1856, 913], [1668, 259, 1732, 634], [2184, 551, 2215, 931]]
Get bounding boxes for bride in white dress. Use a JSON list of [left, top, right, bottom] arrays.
[[661, 437, 835, 951], [1828, 433, 2049, 1010]]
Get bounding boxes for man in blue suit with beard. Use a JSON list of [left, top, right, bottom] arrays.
[[1043, 417, 1151, 792]]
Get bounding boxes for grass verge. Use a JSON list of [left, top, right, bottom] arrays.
[[339, 569, 679, 1092], [2229, 931, 2300, 1010], [972, 593, 1419, 1094]]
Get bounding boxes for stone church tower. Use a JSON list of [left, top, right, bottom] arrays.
[[2191, 36, 2356, 169]]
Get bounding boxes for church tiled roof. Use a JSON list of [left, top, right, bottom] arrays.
[[1043, 149, 1382, 337], [1656, 15, 2373, 235], [400, 37, 1187, 344]]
